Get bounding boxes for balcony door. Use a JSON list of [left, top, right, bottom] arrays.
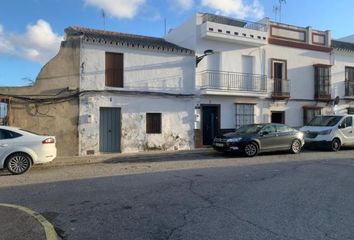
[[242, 55, 254, 90], [272, 59, 287, 95]]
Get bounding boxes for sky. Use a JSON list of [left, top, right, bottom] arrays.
[[0, 0, 353, 86]]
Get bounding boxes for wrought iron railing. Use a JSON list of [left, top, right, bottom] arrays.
[[202, 13, 268, 32], [272, 78, 290, 99], [200, 70, 267, 93]]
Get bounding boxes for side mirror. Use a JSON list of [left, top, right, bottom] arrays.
[[338, 122, 346, 129]]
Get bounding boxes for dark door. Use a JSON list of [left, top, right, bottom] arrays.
[[100, 107, 121, 153], [274, 62, 283, 93], [271, 111, 285, 124], [202, 106, 219, 145]]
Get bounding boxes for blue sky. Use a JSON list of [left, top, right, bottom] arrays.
[[0, 0, 353, 86]]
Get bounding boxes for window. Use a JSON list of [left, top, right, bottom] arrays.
[[235, 104, 254, 128], [276, 124, 291, 133], [303, 107, 321, 125], [0, 98, 10, 126], [271, 59, 289, 98], [261, 125, 276, 134], [345, 67, 354, 96], [105, 52, 123, 88], [339, 117, 353, 129], [146, 113, 161, 134], [314, 65, 331, 100], [0, 129, 21, 140], [347, 107, 354, 114]]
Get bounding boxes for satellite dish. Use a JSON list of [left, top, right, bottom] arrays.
[[334, 96, 340, 105]]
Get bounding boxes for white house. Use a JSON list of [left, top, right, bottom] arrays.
[[166, 12, 354, 147], [64, 27, 196, 155]]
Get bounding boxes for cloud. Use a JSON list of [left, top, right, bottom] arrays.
[[84, 0, 145, 19], [0, 20, 62, 64], [201, 0, 264, 19], [0, 24, 15, 53], [172, 0, 194, 11]]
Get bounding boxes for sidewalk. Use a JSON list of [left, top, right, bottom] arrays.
[[39, 148, 215, 168], [0, 204, 57, 240]]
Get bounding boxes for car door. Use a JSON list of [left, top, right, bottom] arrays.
[[258, 125, 277, 150], [0, 129, 22, 164], [338, 116, 354, 145], [275, 124, 293, 149]]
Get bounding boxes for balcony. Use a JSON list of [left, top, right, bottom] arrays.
[[200, 13, 268, 46], [271, 78, 290, 100], [314, 88, 331, 101], [199, 70, 267, 97]]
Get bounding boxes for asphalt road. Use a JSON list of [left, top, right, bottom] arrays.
[[0, 150, 354, 240]]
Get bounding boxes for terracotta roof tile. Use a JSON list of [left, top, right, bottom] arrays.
[[332, 40, 354, 52]]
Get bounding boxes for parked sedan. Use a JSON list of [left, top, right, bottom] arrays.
[[213, 123, 304, 157], [0, 126, 57, 174]]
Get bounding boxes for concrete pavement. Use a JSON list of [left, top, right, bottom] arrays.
[[0, 204, 57, 240]]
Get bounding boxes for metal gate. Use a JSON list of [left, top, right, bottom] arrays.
[[99, 107, 121, 153]]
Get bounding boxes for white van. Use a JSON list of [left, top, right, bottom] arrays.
[[300, 114, 354, 151]]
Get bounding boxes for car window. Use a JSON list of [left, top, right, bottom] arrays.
[[307, 116, 342, 126], [276, 125, 290, 133], [261, 125, 276, 134], [340, 117, 353, 128], [0, 129, 22, 140]]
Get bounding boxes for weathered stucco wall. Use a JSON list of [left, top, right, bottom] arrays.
[[78, 41, 196, 155], [79, 94, 195, 155], [0, 38, 81, 156]]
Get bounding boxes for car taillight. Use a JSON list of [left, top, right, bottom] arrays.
[[42, 138, 55, 144]]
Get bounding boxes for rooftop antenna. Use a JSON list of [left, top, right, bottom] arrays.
[[273, 0, 286, 22], [273, 5, 279, 22], [101, 8, 106, 30], [164, 18, 167, 36], [278, 0, 286, 22]]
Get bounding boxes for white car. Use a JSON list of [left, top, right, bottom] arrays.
[[0, 126, 57, 174]]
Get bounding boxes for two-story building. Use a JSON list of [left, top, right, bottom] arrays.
[[0, 27, 196, 156], [166, 12, 354, 147]]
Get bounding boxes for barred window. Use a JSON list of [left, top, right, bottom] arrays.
[[235, 104, 254, 128], [303, 107, 321, 125], [0, 98, 9, 126], [345, 67, 354, 96], [146, 113, 161, 134]]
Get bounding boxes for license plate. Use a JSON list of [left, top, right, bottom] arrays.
[[215, 143, 224, 147]]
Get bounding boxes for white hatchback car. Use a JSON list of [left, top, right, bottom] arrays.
[[0, 126, 57, 174]]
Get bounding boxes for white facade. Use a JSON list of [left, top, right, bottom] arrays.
[[74, 33, 196, 155], [166, 13, 354, 146]]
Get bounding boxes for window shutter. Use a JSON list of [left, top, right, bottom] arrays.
[[105, 52, 123, 87]]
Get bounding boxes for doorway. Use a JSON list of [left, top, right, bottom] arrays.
[[202, 105, 220, 145], [271, 111, 285, 124], [100, 107, 121, 153]]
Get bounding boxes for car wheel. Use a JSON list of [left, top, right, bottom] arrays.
[[330, 138, 341, 152], [290, 139, 302, 154], [244, 142, 258, 157], [6, 153, 32, 175]]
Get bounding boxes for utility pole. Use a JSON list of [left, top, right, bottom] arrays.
[[101, 9, 106, 30]]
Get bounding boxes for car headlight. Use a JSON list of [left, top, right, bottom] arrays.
[[318, 129, 332, 135], [226, 138, 242, 143]]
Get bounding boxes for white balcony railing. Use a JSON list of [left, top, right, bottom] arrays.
[[199, 70, 267, 94]]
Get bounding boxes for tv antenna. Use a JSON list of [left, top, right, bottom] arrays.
[[273, 0, 287, 22], [101, 8, 106, 30]]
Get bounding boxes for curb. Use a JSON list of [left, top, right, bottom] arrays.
[[38, 148, 215, 168], [0, 203, 58, 240]]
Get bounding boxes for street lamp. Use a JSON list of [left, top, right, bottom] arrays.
[[196, 49, 214, 67]]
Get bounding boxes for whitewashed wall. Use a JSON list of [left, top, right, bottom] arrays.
[[80, 42, 195, 94], [78, 42, 196, 155], [79, 95, 195, 155]]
